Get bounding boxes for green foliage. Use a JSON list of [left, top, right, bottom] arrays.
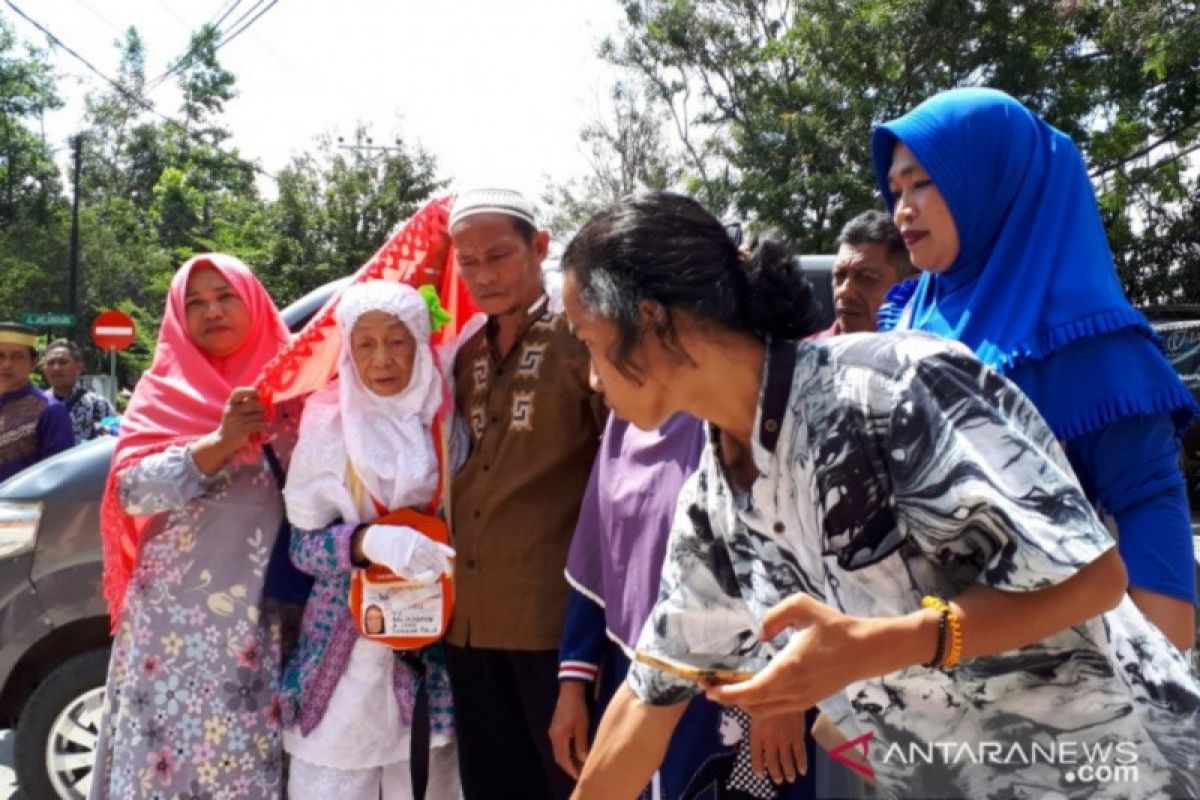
[[605, 0, 1200, 303], [0, 21, 443, 389], [260, 125, 444, 301], [0, 16, 68, 322], [543, 82, 682, 238]]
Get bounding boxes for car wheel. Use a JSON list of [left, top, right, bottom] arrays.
[[14, 647, 110, 799]]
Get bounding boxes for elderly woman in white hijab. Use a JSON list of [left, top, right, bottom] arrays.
[[280, 281, 460, 800]]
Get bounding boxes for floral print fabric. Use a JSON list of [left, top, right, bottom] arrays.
[[89, 403, 299, 800]]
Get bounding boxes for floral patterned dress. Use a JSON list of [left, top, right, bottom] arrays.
[[89, 404, 300, 800]]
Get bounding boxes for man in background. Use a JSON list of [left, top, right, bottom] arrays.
[[41, 339, 117, 443], [812, 209, 916, 338], [0, 323, 73, 481]]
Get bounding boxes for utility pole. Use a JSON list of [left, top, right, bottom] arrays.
[[68, 133, 83, 339], [337, 136, 405, 158]]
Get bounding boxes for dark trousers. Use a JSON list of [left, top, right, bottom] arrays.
[[445, 644, 575, 800]]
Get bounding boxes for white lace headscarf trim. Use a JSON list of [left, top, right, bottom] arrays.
[[285, 282, 443, 529]]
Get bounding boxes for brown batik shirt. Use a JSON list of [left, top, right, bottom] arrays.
[[449, 294, 607, 650]]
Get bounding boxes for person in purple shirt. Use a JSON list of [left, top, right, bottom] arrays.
[[551, 412, 829, 799], [0, 322, 73, 482]]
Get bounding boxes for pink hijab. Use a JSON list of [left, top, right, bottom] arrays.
[[100, 254, 290, 626]]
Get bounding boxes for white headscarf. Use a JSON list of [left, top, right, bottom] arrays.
[[285, 282, 444, 529]]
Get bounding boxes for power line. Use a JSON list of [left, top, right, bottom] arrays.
[[3, 0, 276, 183], [70, 0, 123, 37], [142, 0, 277, 94], [209, 0, 243, 31], [5, 0, 133, 100], [215, 0, 268, 44], [215, 0, 278, 50], [140, 0, 236, 92], [154, 0, 194, 32]]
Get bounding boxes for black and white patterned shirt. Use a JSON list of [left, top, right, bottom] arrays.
[[630, 333, 1200, 799], [57, 385, 117, 444]]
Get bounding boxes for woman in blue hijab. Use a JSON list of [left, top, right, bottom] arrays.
[[872, 87, 1198, 650]]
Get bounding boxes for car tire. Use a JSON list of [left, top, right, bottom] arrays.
[[14, 647, 110, 800]]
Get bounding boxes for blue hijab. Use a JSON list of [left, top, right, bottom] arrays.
[[872, 87, 1196, 439]]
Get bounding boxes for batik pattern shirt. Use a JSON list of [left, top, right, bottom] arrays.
[[450, 295, 607, 649], [59, 384, 118, 443], [630, 333, 1200, 800], [0, 384, 74, 481]]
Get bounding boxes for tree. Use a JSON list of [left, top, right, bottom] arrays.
[[80, 27, 147, 200], [0, 16, 69, 322], [605, 0, 1200, 302], [263, 124, 444, 302], [72, 24, 270, 377], [542, 81, 682, 238], [177, 25, 235, 148]]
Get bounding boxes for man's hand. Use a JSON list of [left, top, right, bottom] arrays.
[[550, 680, 591, 779], [749, 710, 808, 784]]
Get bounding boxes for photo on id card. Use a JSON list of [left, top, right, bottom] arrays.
[[361, 578, 444, 639]]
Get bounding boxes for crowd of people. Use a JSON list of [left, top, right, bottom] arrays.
[[0, 328, 116, 482], [5, 86, 1190, 799]]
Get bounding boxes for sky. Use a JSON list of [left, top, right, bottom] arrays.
[[7, 0, 629, 203]]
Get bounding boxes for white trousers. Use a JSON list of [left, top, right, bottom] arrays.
[[288, 744, 462, 800]]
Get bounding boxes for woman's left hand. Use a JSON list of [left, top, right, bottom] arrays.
[[705, 594, 897, 718]]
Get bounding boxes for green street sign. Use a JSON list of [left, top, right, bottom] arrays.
[[20, 312, 78, 327]]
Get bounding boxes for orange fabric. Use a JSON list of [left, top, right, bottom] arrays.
[[253, 195, 478, 407]]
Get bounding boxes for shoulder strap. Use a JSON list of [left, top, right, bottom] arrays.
[[759, 339, 797, 455], [425, 415, 448, 516], [262, 444, 286, 489]]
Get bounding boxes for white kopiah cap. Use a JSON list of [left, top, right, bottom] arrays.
[[449, 187, 537, 229]]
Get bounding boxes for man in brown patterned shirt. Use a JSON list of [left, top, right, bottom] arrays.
[[445, 189, 606, 798]]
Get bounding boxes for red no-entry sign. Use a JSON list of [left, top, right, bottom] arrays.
[[92, 310, 136, 351]]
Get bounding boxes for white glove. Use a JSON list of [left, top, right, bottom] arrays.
[[361, 524, 455, 582]]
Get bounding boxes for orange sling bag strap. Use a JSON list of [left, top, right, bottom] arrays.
[[347, 414, 454, 650]]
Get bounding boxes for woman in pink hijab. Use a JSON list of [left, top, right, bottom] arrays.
[[91, 254, 300, 800]]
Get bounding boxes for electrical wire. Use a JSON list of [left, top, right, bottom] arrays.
[[214, 0, 268, 45], [142, 0, 278, 94], [3, 0, 277, 182], [70, 0, 123, 37], [209, 0, 243, 31], [214, 0, 278, 50]]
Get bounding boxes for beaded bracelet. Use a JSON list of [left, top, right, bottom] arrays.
[[922, 601, 948, 668], [921, 596, 963, 669], [944, 602, 963, 668]]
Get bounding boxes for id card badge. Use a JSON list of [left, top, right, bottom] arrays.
[[360, 575, 445, 639]]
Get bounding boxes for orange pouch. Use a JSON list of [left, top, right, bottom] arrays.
[[347, 417, 453, 650]]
